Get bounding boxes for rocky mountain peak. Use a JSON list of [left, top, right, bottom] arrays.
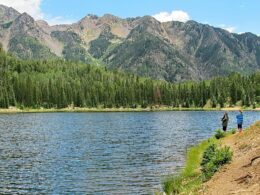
[[36, 20, 49, 27], [79, 14, 98, 23], [9, 12, 45, 39], [20, 12, 34, 20], [77, 14, 99, 30], [0, 4, 20, 24], [15, 12, 35, 25], [138, 15, 160, 24], [128, 15, 166, 39], [0, 4, 8, 9], [133, 16, 162, 30], [86, 14, 99, 20], [100, 14, 121, 23], [239, 32, 258, 39]]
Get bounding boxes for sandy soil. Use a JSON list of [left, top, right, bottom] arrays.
[[221, 106, 242, 111], [202, 121, 260, 195]]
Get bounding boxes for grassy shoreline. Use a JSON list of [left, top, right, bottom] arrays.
[[0, 106, 259, 114], [162, 137, 217, 194], [161, 122, 259, 195]]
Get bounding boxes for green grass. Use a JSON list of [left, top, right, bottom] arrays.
[[163, 138, 217, 194], [163, 129, 235, 195]]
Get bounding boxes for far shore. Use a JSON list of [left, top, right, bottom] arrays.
[[0, 106, 259, 114]]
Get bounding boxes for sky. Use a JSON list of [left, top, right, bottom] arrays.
[[0, 0, 259, 35]]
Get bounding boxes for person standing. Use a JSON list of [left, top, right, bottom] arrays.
[[221, 112, 229, 131], [236, 110, 243, 133]]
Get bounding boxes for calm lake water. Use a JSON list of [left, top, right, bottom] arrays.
[[0, 111, 259, 194]]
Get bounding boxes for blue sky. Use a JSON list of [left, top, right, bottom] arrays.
[[0, 0, 259, 34]]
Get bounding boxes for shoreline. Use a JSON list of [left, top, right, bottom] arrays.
[[0, 106, 259, 114], [162, 121, 260, 195]]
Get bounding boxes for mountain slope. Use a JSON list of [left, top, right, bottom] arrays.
[[101, 18, 260, 81], [0, 11, 62, 58], [0, 4, 259, 81], [162, 21, 260, 76], [0, 4, 19, 24], [102, 17, 199, 81]]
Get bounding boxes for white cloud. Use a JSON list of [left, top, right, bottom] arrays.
[[0, 0, 43, 19], [224, 26, 236, 33], [219, 24, 236, 33], [45, 16, 75, 25], [0, 0, 74, 25], [152, 10, 190, 23]]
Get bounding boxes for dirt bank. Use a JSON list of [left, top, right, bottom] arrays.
[[202, 121, 260, 195]]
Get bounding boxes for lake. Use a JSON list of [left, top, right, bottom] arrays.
[[0, 111, 259, 194]]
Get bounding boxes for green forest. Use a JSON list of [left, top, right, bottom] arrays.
[[0, 46, 259, 109]]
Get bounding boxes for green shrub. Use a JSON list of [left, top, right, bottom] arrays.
[[231, 129, 236, 134], [201, 160, 218, 179], [215, 146, 233, 165], [201, 144, 217, 166], [201, 144, 232, 181], [215, 129, 226, 139]]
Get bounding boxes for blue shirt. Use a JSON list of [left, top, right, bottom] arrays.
[[236, 114, 243, 124]]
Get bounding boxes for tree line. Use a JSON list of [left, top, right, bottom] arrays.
[[0, 47, 259, 109]]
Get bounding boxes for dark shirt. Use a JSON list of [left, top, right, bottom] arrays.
[[222, 114, 229, 126]]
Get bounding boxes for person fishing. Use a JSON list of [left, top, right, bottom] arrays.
[[221, 112, 229, 131], [236, 110, 243, 133]]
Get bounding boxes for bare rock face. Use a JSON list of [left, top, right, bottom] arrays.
[[0, 4, 20, 24], [10, 13, 41, 37], [0, 4, 259, 81]]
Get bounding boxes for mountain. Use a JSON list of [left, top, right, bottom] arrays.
[[0, 4, 19, 24], [102, 16, 200, 81], [0, 5, 259, 81]]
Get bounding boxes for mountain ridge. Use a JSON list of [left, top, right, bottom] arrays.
[[0, 4, 259, 81]]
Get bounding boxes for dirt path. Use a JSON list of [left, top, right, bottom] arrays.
[[202, 121, 260, 195]]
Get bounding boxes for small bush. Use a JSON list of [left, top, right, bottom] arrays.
[[215, 129, 226, 139], [231, 129, 236, 134], [201, 144, 232, 181], [201, 144, 217, 166], [201, 160, 218, 179], [215, 146, 233, 165]]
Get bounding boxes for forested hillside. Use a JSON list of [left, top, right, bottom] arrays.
[[0, 46, 259, 109]]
